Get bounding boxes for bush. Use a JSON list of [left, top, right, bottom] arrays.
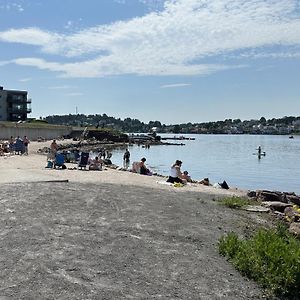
[[219, 196, 256, 209], [219, 224, 300, 298]]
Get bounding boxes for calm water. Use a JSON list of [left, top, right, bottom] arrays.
[[110, 134, 300, 194]]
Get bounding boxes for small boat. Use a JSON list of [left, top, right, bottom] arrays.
[[289, 136, 294, 139]]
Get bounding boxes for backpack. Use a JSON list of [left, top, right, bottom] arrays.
[[219, 180, 229, 189]]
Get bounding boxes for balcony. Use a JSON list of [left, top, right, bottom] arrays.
[[7, 97, 31, 104], [7, 107, 32, 114]]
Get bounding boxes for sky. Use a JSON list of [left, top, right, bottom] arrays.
[[0, 0, 300, 124]]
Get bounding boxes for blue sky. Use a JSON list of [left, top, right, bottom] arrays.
[[0, 0, 300, 124]]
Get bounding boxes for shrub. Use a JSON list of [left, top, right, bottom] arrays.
[[219, 224, 300, 298], [219, 196, 256, 209]]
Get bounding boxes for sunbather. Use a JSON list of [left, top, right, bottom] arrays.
[[181, 171, 192, 182], [167, 160, 187, 184], [89, 156, 103, 170]]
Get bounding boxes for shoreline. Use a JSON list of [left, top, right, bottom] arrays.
[[0, 139, 247, 197]]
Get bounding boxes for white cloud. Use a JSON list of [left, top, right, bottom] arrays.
[[1, 0, 300, 78], [48, 85, 75, 90], [0, 60, 11, 66], [19, 78, 32, 82], [0, 2, 24, 12], [161, 83, 192, 88]]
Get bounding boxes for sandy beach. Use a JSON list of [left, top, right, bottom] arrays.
[[0, 140, 270, 299], [0, 140, 247, 197]]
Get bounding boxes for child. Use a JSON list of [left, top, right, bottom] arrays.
[[182, 170, 192, 182]]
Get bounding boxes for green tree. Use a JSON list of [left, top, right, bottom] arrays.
[[173, 124, 181, 133]]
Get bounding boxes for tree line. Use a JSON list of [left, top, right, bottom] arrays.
[[44, 114, 300, 134]]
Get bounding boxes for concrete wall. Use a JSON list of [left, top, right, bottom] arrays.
[[0, 90, 8, 121], [0, 125, 72, 141]]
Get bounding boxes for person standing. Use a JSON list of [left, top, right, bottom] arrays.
[[23, 136, 30, 155], [50, 139, 58, 157], [257, 145, 262, 155], [123, 149, 130, 168]]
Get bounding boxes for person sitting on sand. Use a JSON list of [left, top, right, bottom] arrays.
[[167, 160, 186, 184], [198, 177, 210, 186], [181, 170, 192, 182], [89, 156, 103, 171], [139, 157, 152, 175]]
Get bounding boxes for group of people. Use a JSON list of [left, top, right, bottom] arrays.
[[124, 147, 210, 186], [129, 156, 211, 186], [46, 143, 217, 188], [166, 160, 210, 186], [0, 135, 30, 156], [48, 139, 103, 171]]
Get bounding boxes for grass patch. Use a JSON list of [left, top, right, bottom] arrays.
[[219, 196, 256, 209], [0, 121, 69, 129], [219, 224, 300, 298]]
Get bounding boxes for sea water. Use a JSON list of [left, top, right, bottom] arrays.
[[109, 134, 300, 194]]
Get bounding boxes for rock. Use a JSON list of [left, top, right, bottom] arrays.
[[242, 205, 270, 213], [247, 191, 256, 198], [289, 222, 300, 239], [284, 206, 300, 222], [284, 206, 296, 218], [287, 195, 300, 206], [261, 201, 292, 213], [257, 190, 286, 202]]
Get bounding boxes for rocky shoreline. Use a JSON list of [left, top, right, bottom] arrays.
[[248, 189, 300, 238]]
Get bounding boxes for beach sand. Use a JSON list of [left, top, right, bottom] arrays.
[[0, 140, 269, 299], [0, 140, 247, 197]]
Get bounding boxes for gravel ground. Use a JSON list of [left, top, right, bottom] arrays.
[[0, 182, 272, 299]]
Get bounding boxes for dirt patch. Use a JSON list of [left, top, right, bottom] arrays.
[[0, 182, 270, 299]]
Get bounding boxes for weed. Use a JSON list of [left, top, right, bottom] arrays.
[[219, 224, 300, 298], [219, 196, 256, 209]]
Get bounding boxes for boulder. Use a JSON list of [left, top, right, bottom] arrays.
[[289, 222, 300, 239], [286, 195, 300, 206], [284, 206, 300, 222], [261, 201, 292, 213], [247, 191, 256, 198], [257, 190, 286, 202]]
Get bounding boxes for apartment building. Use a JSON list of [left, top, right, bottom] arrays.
[[0, 86, 32, 121]]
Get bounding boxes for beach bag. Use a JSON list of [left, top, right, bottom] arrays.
[[219, 180, 229, 189]]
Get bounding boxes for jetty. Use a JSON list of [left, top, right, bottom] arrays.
[[161, 135, 195, 141]]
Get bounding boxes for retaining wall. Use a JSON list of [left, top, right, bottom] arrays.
[[0, 123, 72, 140]]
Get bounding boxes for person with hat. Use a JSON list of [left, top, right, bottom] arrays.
[[167, 160, 186, 184]]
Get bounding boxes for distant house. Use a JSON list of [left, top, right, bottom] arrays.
[[0, 86, 32, 121]]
